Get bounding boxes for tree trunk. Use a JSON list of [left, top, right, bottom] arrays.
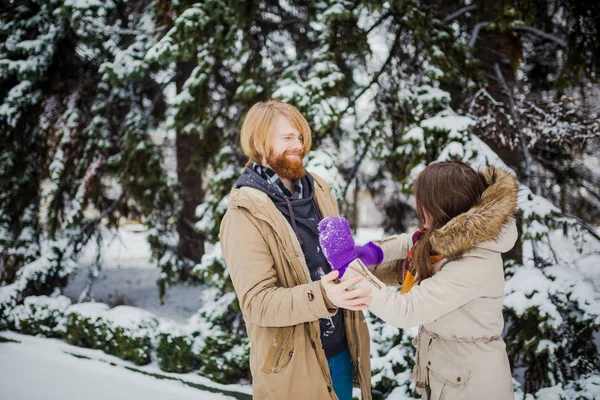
[[175, 60, 205, 278], [503, 213, 523, 265], [466, 1, 526, 264]]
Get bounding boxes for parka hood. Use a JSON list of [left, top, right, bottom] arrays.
[[431, 167, 519, 259]]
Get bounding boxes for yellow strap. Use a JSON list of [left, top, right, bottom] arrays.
[[401, 255, 443, 294], [401, 271, 416, 294]]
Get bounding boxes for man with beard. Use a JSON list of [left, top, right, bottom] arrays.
[[220, 99, 374, 400]]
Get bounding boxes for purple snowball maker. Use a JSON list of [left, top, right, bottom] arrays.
[[317, 216, 357, 278]]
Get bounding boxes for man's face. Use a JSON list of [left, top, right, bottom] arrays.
[[265, 114, 306, 181]]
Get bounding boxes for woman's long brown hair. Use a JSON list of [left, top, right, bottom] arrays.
[[412, 161, 489, 283]]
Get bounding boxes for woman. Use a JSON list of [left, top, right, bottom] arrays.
[[318, 161, 519, 400]]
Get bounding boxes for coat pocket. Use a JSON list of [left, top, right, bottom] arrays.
[[261, 326, 295, 374], [425, 348, 471, 400]]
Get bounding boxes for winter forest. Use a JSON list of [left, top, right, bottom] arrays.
[[1, 0, 599, 399]]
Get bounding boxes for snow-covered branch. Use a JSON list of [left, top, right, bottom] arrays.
[[365, 11, 393, 36], [342, 32, 400, 115], [563, 213, 600, 242], [513, 26, 567, 48], [443, 5, 477, 22], [466, 22, 489, 58]]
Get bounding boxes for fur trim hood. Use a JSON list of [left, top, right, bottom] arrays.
[[431, 167, 519, 259]]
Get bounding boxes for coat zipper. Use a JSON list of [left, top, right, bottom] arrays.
[[351, 261, 382, 290]]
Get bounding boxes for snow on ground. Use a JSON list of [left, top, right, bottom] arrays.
[[63, 224, 202, 323], [0, 331, 252, 400]]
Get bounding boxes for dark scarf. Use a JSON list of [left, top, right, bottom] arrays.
[[251, 162, 303, 199]]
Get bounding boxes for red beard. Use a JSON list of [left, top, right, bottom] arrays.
[[267, 150, 306, 181]]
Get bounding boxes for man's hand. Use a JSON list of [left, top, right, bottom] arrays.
[[320, 270, 371, 311]]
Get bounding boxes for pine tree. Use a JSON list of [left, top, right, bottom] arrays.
[[0, 0, 178, 316], [1, 0, 74, 313]]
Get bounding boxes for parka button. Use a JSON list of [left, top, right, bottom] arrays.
[[327, 386, 332, 392], [457, 377, 461, 382], [307, 290, 315, 301], [427, 361, 431, 366], [289, 350, 294, 357]]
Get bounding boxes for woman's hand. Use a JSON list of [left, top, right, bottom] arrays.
[[356, 241, 384, 266], [320, 270, 371, 311]]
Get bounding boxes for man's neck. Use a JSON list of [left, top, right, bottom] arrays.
[[281, 178, 294, 194]]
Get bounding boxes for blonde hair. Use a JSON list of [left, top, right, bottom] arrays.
[[240, 99, 312, 165]]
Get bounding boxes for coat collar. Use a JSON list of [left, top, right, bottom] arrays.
[[228, 171, 336, 223], [226, 171, 337, 284]]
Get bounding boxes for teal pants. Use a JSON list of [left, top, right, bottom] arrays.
[[327, 346, 353, 400]]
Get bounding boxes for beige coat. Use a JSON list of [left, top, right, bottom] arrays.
[[220, 173, 372, 400], [343, 168, 519, 400]]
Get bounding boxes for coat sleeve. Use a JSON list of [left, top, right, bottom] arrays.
[[343, 254, 494, 329], [376, 234, 413, 262], [369, 259, 403, 286], [368, 233, 413, 286], [220, 207, 337, 328]]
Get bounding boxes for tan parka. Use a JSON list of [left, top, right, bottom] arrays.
[[220, 172, 374, 400], [343, 168, 519, 400]]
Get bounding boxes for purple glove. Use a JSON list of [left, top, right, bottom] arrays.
[[355, 242, 384, 266], [318, 216, 357, 278]]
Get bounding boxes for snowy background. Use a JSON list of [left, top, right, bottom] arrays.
[[2, 1, 600, 399]]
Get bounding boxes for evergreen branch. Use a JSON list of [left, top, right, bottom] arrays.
[[77, 234, 103, 303], [342, 31, 400, 115], [76, 190, 126, 252], [563, 213, 600, 242], [341, 128, 377, 202], [532, 153, 600, 204], [468, 87, 501, 114], [544, 234, 560, 265], [443, 5, 476, 22], [337, 32, 401, 201], [494, 63, 533, 187], [513, 26, 567, 48], [577, 181, 600, 204], [365, 11, 393, 36], [259, 3, 305, 32], [80, 19, 168, 36], [466, 22, 489, 58], [494, 62, 541, 262]]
